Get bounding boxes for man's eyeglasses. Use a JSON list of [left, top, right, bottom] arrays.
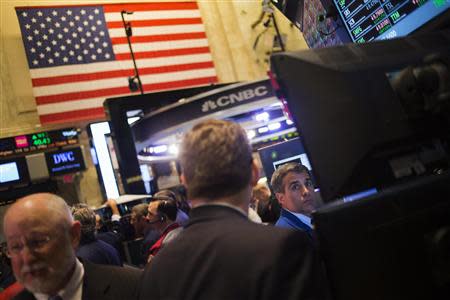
[[6, 235, 51, 257]]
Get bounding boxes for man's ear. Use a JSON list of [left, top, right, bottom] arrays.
[[70, 221, 81, 249], [275, 192, 285, 206], [250, 160, 260, 187]]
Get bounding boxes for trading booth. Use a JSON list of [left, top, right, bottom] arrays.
[[90, 1, 450, 297]]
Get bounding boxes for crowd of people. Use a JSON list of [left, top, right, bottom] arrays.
[[1, 119, 330, 300]]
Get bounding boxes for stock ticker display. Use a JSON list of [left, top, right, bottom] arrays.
[[0, 128, 79, 157], [334, 0, 449, 43]]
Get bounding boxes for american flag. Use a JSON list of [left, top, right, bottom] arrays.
[[15, 2, 218, 125]]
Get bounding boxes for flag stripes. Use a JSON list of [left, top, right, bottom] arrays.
[[16, 2, 217, 124]]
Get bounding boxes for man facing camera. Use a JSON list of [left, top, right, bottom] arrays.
[[3, 193, 141, 300], [139, 119, 328, 300], [271, 162, 320, 235]]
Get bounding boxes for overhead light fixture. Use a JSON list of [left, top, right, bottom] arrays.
[[153, 145, 168, 154], [268, 122, 281, 131], [168, 144, 179, 155], [258, 127, 269, 133], [255, 112, 270, 122], [247, 129, 256, 140]]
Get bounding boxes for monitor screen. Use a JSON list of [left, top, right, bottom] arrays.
[[45, 147, 86, 176], [313, 171, 450, 300], [270, 30, 450, 202], [0, 162, 20, 183], [258, 138, 312, 184], [0, 157, 30, 188], [334, 0, 450, 43]]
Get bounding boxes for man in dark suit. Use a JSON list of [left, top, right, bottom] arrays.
[[271, 162, 320, 235], [3, 193, 141, 300], [72, 204, 122, 266], [139, 119, 328, 300]]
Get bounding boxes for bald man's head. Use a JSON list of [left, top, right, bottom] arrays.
[[5, 193, 74, 230], [3, 193, 81, 295]]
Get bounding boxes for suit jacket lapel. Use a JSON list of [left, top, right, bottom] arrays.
[[81, 261, 111, 300], [281, 209, 313, 235]]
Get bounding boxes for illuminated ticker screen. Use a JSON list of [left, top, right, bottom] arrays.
[[334, 0, 449, 43]]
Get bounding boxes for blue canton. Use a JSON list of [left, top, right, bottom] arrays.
[[16, 6, 115, 69]]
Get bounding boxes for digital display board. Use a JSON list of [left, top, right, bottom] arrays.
[[45, 147, 86, 176], [334, 0, 449, 43], [0, 157, 30, 188], [0, 128, 79, 157]]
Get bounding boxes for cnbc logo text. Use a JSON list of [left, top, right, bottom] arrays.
[[201, 86, 268, 112]]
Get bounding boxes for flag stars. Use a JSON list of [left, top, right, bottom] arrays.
[[80, 38, 86, 43], [96, 48, 102, 54], [32, 60, 38, 65], [83, 49, 88, 55], [36, 41, 42, 46], [37, 11, 43, 17], [27, 35, 33, 41], [83, 20, 88, 26], [80, 10, 86, 15], [60, 45, 66, 50], [89, 43, 94, 48], [63, 57, 69, 62], [75, 15, 80, 21], [66, 39, 72, 44], [94, 8, 100, 14], [40, 23, 45, 28], [55, 22, 61, 28], [30, 48, 36, 53], [61, 16, 67, 21], [22, 12, 28, 17], [94, 37, 99, 42], [31, 17, 37, 23], [102, 42, 108, 47], [52, 11, 58, 16], [46, 16, 51, 22], [74, 44, 80, 49], [96, 20, 102, 25], [25, 24, 31, 29], [54, 52, 60, 57], [91, 26, 97, 31], [57, 33, 63, 39], [67, 10, 72, 16], [48, 29, 54, 34], [86, 32, 92, 37], [72, 32, 78, 38], [88, 15, 94, 20], [51, 40, 57, 46], [48, 58, 54, 64], [77, 27, 83, 32], [91, 54, 97, 60], [63, 27, 69, 33], [33, 29, 39, 35], [77, 55, 83, 61], [69, 50, 75, 56], [69, 21, 75, 27], [42, 34, 48, 40], [99, 31, 105, 37], [39, 53, 45, 58], [45, 46, 51, 52], [105, 53, 111, 59]]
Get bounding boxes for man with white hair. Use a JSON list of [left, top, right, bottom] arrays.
[[3, 193, 141, 300]]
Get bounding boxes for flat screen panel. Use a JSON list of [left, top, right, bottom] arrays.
[[0, 162, 20, 183], [0, 157, 30, 188], [334, 0, 449, 43], [45, 147, 86, 176]]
